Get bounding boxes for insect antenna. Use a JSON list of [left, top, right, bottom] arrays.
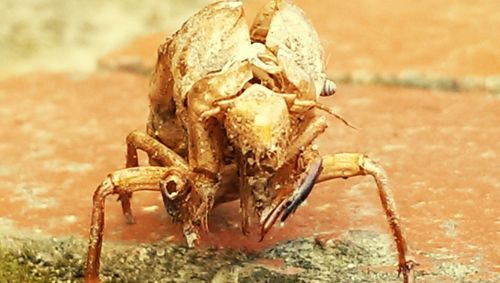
[[314, 103, 358, 130]]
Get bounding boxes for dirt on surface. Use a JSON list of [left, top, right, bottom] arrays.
[[0, 232, 434, 282], [0, 0, 499, 282]]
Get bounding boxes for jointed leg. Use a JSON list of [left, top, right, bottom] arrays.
[[282, 115, 327, 165], [318, 153, 416, 283], [84, 166, 183, 283], [124, 130, 242, 246], [126, 129, 188, 170], [183, 62, 253, 233], [119, 130, 188, 223]]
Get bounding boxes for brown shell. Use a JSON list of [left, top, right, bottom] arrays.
[[147, 1, 253, 155], [250, 0, 327, 99], [168, 1, 252, 126]]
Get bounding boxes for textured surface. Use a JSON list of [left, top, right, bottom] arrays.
[[1, 72, 498, 282], [0, 0, 499, 282]]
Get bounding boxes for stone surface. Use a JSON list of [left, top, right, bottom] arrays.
[[0, 71, 498, 282], [0, 233, 418, 282]]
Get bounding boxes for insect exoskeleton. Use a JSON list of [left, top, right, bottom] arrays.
[[84, 1, 416, 283], [223, 84, 291, 169]]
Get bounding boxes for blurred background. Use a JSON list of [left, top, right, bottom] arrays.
[[0, 0, 210, 77], [2, 0, 500, 91]]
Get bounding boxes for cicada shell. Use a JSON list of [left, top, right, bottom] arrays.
[[146, 0, 336, 238], [85, 2, 415, 283]]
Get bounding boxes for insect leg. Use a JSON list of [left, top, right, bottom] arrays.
[[185, 61, 252, 232], [282, 115, 328, 165], [126, 130, 188, 169], [85, 166, 174, 283], [318, 153, 417, 283], [119, 130, 188, 224]]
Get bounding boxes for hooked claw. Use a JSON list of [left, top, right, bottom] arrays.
[[398, 259, 419, 283], [260, 157, 323, 240], [281, 158, 323, 222]]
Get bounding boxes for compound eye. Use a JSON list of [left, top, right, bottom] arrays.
[[320, 79, 336, 96]]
